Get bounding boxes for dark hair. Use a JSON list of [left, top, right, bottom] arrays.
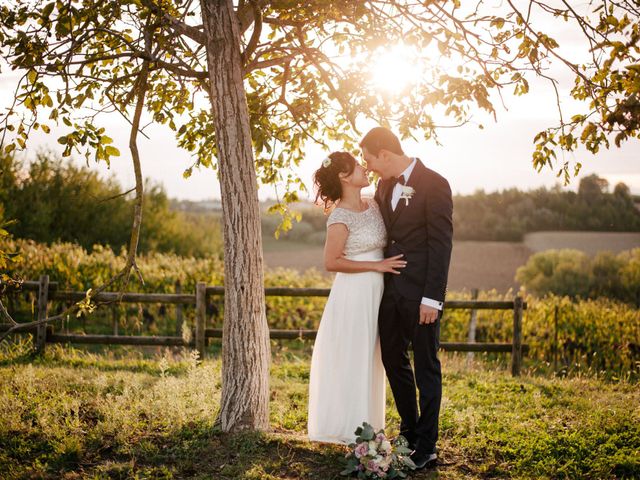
[[313, 151, 357, 209], [359, 126, 404, 156]]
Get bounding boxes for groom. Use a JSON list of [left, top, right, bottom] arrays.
[[361, 127, 453, 470]]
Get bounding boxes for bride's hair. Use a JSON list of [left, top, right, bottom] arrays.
[[313, 151, 356, 210]]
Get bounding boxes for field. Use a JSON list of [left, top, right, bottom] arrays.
[[264, 232, 640, 292], [0, 342, 638, 479], [523, 232, 640, 255]]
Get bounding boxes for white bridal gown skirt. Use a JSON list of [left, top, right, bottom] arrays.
[[307, 249, 386, 445]]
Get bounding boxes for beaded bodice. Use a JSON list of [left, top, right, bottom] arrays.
[[326, 198, 387, 257]]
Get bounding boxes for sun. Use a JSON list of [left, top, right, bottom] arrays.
[[370, 44, 421, 94]]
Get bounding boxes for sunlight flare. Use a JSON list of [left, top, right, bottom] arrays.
[[370, 43, 421, 94]]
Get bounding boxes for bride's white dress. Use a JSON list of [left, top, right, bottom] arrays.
[[307, 197, 387, 445]]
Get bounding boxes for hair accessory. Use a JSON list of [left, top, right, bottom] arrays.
[[322, 156, 332, 168]]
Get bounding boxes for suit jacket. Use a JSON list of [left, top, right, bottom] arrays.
[[374, 158, 453, 303]]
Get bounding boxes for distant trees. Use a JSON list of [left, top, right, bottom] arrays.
[[1, 152, 222, 257], [453, 176, 640, 241]]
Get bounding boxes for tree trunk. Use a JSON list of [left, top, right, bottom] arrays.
[[200, 0, 270, 431]]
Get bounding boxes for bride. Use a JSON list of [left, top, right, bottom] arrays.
[[307, 151, 407, 444]]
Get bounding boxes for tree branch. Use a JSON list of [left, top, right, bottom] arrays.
[[241, 0, 262, 66]]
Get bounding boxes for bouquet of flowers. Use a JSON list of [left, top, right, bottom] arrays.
[[340, 422, 416, 479]]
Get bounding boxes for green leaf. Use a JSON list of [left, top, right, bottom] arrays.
[[41, 2, 55, 19], [360, 423, 374, 441], [104, 146, 120, 157]]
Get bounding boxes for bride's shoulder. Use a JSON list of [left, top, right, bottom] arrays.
[[326, 206, 351, 228]]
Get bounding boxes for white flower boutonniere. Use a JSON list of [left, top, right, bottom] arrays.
[[400, 185, 415, 206]]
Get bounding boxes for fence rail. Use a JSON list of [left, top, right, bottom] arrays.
[[2, 275, 529, 375]]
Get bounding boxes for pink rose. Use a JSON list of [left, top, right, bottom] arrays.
[[354, 442, 369, 459], [366, 459, 380, 473]]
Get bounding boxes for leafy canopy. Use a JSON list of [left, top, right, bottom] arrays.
[[1, 0, 638, 206]]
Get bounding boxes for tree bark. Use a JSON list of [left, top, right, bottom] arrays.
[[200, 0, 270, 432]]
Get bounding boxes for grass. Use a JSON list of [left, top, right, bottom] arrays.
[[0, 340, 638, 479]]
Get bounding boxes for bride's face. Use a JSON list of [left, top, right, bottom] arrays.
[[343, 163, 370, 188]]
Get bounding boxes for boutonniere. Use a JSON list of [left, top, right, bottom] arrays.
[[399, 185, 415, 206]]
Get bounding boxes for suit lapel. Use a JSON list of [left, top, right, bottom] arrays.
[[379, 179, 393, 227]]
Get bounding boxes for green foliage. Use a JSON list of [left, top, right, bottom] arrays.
[[0, 151, 223, 257], [0, 347, 637, 479], [530, 3, 640, 180], [516, 248, 640, 303]]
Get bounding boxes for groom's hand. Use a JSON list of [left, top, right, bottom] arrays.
[[419, 304, 438, 325]]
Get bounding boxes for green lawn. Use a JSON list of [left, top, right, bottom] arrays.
[[0, 341, 638, 479]]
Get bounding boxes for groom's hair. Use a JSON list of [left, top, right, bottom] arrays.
[[359, 127, 404, 156]]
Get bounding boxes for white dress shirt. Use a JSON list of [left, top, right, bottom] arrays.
[[391, 157, 444, 311], [391, 157, 417, 211]]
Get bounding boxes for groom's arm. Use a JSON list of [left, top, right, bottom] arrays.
[[422, 172, 453, 308]]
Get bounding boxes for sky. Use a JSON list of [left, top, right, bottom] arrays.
[[1, 3, 639, 202]]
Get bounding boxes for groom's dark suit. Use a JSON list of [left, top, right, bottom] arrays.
[[374, 158, 453, 456]]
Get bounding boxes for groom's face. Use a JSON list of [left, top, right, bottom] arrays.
[[362, 147, 390, 179]]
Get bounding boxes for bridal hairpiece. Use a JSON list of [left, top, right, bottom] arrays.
[[322, 156, 332, 168]]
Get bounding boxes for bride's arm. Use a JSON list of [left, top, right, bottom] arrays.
[[323, 223, 406, 274]]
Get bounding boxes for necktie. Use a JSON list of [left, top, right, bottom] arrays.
[[390, 175, 406, 188]]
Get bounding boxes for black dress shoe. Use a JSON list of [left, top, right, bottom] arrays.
[[409, 450, 437, 470]]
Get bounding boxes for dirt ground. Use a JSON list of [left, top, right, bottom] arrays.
[[524, 231, 640, 255], [263, 231, 639, 293]]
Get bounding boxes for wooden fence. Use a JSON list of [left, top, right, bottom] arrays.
[[1, 275, 529, 376]]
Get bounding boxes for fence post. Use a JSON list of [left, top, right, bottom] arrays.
[[195, 282, 206, 358], [553, 305, 559, 374], [511, 295, 523, 377], [466, 288, 479, 367], [175, 280, 183, 337], [35, 274, 49, 356]]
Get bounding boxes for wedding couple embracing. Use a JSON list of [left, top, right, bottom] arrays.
[[307, 127, 453, 471]]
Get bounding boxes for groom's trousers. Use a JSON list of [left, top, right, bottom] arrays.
[[378, 280, 442, 455]]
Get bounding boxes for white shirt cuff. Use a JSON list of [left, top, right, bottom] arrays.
[[421, 297, 443, 310]]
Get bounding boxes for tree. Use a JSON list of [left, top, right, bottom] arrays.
[[614, 182, 632, 200], [0, 151, 222, 256], [579, 173, 610, 203], [1, 0, 639, 432]]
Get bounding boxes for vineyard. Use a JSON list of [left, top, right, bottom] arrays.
[[2, 237, 639, 378]]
